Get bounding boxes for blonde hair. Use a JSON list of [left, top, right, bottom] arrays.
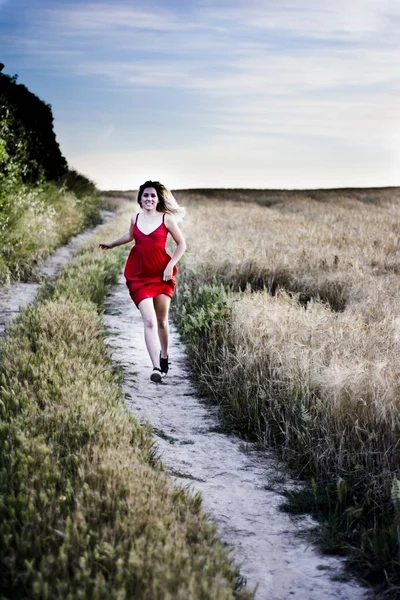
[[137, 180, 185, 223]]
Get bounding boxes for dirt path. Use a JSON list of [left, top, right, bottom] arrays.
[[104, 276, 369, 600], [0, 211, 113, 337]]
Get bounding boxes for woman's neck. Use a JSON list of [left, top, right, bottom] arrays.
[[142, 209, 160, 218]]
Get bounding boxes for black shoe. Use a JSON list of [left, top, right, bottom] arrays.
[[160, 353, 169, 375], [150, 367, 162, 383]]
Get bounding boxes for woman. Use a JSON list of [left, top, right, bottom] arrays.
[[99, 181, 186, 383]]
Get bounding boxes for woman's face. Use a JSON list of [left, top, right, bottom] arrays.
[[141, 187, 159, 211]]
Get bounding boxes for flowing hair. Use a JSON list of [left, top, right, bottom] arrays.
[[137, 180, 185, 223]]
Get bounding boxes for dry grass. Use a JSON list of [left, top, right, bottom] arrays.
[[172, 188, 400, 588], [175, 189, 400, 310], [101, 191, 137, 212]]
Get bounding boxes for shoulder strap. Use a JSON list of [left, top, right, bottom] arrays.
[[162, 213, 165, 223], [135, 213, 139, 224]]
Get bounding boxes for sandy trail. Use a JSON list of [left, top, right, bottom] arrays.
[[0, 210, 113, 337], [104, 276, 369, 600]]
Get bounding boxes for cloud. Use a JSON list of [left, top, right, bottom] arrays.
[[46, 33, 399, 149], [19, 0, 400, 98], [200, 0, 400, 41], [5, 0, 400, 188], [40, 0, 400, 45], [47, 2, 199, 34]]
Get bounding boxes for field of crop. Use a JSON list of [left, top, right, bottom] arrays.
[[173, 187, 400, 592]]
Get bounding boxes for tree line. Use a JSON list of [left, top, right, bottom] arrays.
[[0, 62, 95, 196]]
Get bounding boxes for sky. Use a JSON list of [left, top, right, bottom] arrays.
[[1, 0, 400, 190]]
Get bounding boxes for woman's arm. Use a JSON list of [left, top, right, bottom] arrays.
[[163, 214, 186, 280], [99, 217, 135, 250]]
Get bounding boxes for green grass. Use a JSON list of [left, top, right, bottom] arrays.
[[0, 181, 102, 285]]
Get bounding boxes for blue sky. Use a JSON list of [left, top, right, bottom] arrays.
[[1, 0, 399, 190]]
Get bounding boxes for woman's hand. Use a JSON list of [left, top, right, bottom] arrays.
[[163, 262, 174, 281], [99, 242, 113, 250]]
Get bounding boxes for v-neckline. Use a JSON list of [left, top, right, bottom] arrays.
[[135, 216, 164, 236]]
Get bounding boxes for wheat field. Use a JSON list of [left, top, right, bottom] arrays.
[[172, 188, 400, 588]]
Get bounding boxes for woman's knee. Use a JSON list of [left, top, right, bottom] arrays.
[[157, 317, 168, 330], [143, 316, 157, 329]]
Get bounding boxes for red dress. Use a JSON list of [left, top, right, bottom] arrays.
[[124, 213, 177, 308]]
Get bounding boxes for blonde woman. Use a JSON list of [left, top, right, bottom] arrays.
[[99, 181, 186, 383]]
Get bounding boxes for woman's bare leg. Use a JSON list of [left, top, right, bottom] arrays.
[[138, 298, 161, 368], [153, 294, 171, 358]]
